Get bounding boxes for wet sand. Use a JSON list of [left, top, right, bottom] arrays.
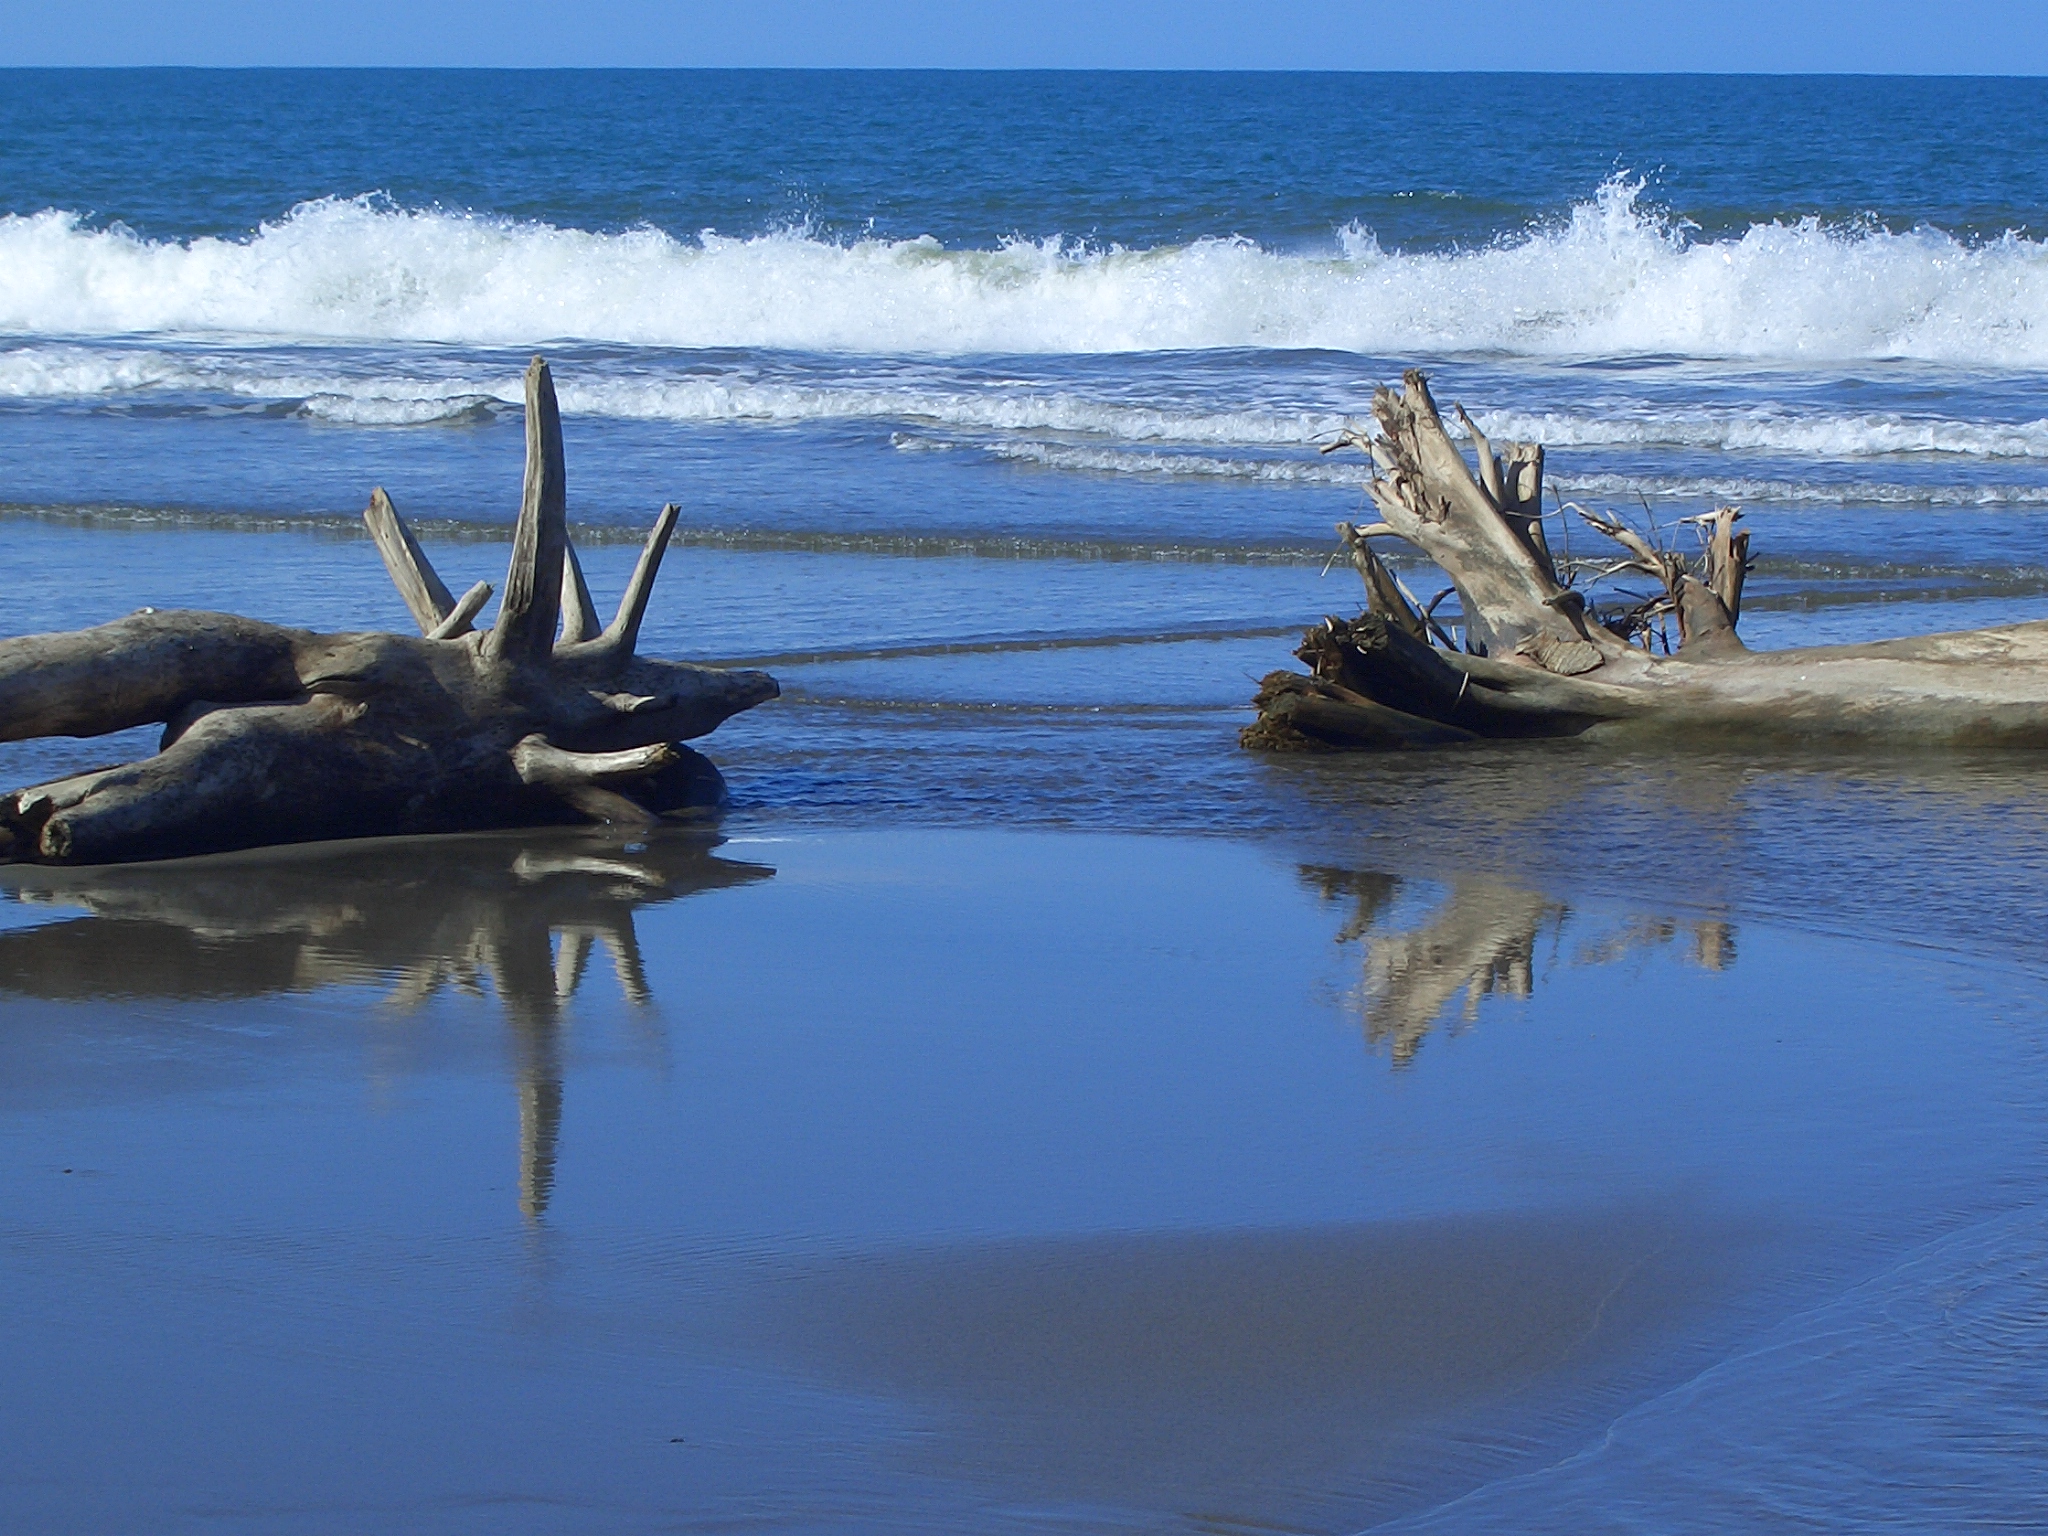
[[741, 1211, 1758, 1522], [1, 826, 2043, 1532]]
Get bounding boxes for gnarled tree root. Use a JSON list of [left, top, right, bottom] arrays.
[[1247, 370, 2048, 753], [0, 357, 778, 864]]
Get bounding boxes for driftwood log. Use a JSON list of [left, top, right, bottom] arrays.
[[0, 358, 778, 864], [1247, 370, 2048, 752]]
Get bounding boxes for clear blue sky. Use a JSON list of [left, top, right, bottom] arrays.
[[3, 0, 2044, 73]]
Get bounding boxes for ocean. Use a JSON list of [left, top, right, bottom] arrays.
[[2, 68, 2047, 1532]]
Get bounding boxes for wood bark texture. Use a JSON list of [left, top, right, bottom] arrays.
[[1244, 369, 2048, 753], [0, 358, 779, 864]]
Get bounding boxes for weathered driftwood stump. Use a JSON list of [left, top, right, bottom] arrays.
[[1247, 369, 2048, 752], [0, 358, 778, 864]]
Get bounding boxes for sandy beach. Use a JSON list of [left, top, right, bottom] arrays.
[[2, 824, 2043, 1530]]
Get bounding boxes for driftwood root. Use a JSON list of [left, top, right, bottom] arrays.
[[0, 358, 777, 863], [1257, 370, 2048, 752]]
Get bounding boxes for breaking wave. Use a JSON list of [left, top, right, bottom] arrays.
[[6, 179, 2048, 361]]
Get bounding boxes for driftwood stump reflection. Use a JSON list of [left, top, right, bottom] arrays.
[[1304, 867, 1734, 1065], [0, 829, 771, 1217]]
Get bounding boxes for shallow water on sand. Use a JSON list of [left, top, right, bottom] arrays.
[[1, 827, 2045, 1533]]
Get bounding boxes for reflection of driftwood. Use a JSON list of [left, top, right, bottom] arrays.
[[0, 357, 777, 865], [0, 828, 770, 1217], [1574, 914, 1736, 972], [1248, 370, 2048, 752], [1308, 867, 1735, 1064], [1309, 869, 1563, 1065], [1300, 865, 1400, 942]]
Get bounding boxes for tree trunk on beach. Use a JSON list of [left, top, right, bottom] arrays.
[[0, 357, 778, 865], [1244, 370, 2048, 753]]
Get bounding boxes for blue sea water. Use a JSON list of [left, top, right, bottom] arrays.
[[4, 69, 2048, 1532]]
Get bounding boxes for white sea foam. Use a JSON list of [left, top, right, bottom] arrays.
[[1552, 472, 2048, 507], [976, 439, 1373, 485], [298, 392, 498, 425], [1476, 409, 2048, 460], [560, 375, 1356, 443], [6, 180, 2048, 361], [7, 342, 2048, 471], [957, 441, 2048, 505], [0, 344, 1356, 439]]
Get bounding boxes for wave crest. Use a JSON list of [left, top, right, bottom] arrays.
[[4, 180, 2048, 361]]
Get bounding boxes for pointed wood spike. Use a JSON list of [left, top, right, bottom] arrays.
[[601, 502, 680, 662], [558, 540, 600, 645], [1454, 404, 1505, 510], [364, 487, 456, 635], [511, 734, 678, 787], [427, 580, 493, 640], [486, 356, 568, 665]]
